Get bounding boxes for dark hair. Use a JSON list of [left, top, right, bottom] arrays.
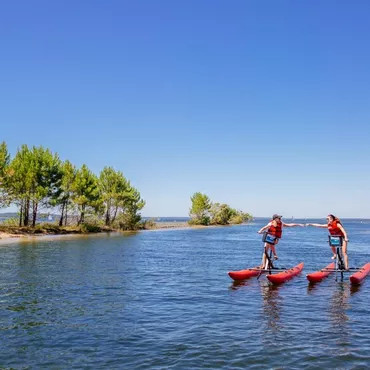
[[328, 214, 341, 224]]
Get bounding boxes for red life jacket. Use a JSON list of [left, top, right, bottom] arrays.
[[328, 220, 344, 236], [268, 219, 283, 238]]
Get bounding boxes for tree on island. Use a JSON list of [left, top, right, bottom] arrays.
[[0, 141, 145, 231], [5, 145, 62, 227], [99, 166, 145, 228], [210, 203, 234, 225], [72, 164, 102, 225], [189, 192, 252, 226], [0, 142, 10, 208], [189, 192, 211, 225], [51, 160, 77, 226], [117, 187, 145, 230]]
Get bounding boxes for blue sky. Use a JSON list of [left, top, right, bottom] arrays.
[[1, 0, 370, 218]]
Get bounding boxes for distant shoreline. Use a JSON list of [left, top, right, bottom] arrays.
[[0, 221, 251, 243], [0, 222, 190, 243]]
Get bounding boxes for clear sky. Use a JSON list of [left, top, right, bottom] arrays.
[[1, 0, 370, 218]]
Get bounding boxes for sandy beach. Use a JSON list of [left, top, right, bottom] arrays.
[[0, 231, 22, 239], [149, 222, 189, 229]]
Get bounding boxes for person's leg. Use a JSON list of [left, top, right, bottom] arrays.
[[342, 240, 348, 270], [270, 239, 279, 259], [261, 243, 272, 268], [331, 246, 336, 259], [261, 243, 268, 268]]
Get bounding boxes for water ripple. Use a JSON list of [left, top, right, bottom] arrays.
[[0, 221, 369, 368]]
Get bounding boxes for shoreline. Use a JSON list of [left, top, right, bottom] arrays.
[[0, 222, 249, 244], [0, 223, 190, 243]]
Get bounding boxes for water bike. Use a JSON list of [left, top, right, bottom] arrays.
[[228, 232, 304, 285], [306, 235, 370, 285]]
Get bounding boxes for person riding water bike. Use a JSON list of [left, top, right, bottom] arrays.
[[306, 214, 349, 270], [257, 214, 304, 268]]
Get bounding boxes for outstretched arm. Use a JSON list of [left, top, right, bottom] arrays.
[[283, 223, 305, 227], [306, 223, 327, 228], [257, 223, 271, 234]]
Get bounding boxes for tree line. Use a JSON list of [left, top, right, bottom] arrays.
[[0, 141, 145, 230], [189, 192, 252, 225]]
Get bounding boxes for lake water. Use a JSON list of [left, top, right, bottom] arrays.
[[0, 219, 369, 369]]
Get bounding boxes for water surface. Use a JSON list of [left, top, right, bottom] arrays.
[[0, 219, 369, 369]]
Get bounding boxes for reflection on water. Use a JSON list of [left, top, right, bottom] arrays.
[[329, 283, 351, 349], [329, 283, 350, 326], [260, 283, 283, 333], [229, 279, 254, 290], [307, 277, 363, 297], [229, 277, 284, 333], [350, 283, 362, 296], [230, 280, 247, 290], [307, 281, 320, 294]]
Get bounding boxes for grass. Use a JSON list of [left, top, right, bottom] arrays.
[[0, 223, 115, 235]]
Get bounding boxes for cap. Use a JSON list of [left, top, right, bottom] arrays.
[[272, 214, 282, 219]]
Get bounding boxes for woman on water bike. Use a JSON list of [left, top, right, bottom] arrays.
[[257, 214, 304, 268], [306, 214, 349, 270]]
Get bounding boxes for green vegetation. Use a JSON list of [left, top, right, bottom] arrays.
[[52, 160, 76, 226], [189, 192, 211, 225], [0, 141, 145, 232], [189, 192, 252, 226], [0, 223, 113, 236]]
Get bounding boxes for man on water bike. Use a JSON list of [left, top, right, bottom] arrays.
[[257, 214, 304, 268], [306, 214, 349, 270]]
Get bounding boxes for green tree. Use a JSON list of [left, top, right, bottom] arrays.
[[49, 160, 77, 226], [117, 186, 145, 230], [7, 145, 63, 226], [0, 141, 10, 180], [229, 210, 253, 224], [99, 166, 131, 226], [28, 146, 63, 227], [0, 141, 147, 232], [0, 141, 10, 207], [7, 145, 33, 226], [241, 211, 253, 222], [72, 164, 102, 225], [210, 203, 234, 225], [189, 192, 211, 225]]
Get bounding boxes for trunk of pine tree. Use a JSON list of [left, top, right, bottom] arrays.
[[64, 196, 69, 226], [23, 198, 30, 227], [105, 200, 111, 226], [19, 202, 23, 227], [111, 206, 119, 225], [78, 205, 85, 225], [64, 204, 68, 226], [59, 202, 65, 226], [32, 200, 38, 227]]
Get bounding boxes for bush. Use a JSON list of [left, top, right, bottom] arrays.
[[140, 219, 157, 229], [0, 217, 19, 226], [80, 223, 102, 233], [229, 215, 243, 224], [117, 211, 142, 231], [188, 216, 210, 226], [84, 215, 105, 227], [34, 223, 61, 233]]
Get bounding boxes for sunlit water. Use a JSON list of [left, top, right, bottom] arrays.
[[0, 219, 369, 369]]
